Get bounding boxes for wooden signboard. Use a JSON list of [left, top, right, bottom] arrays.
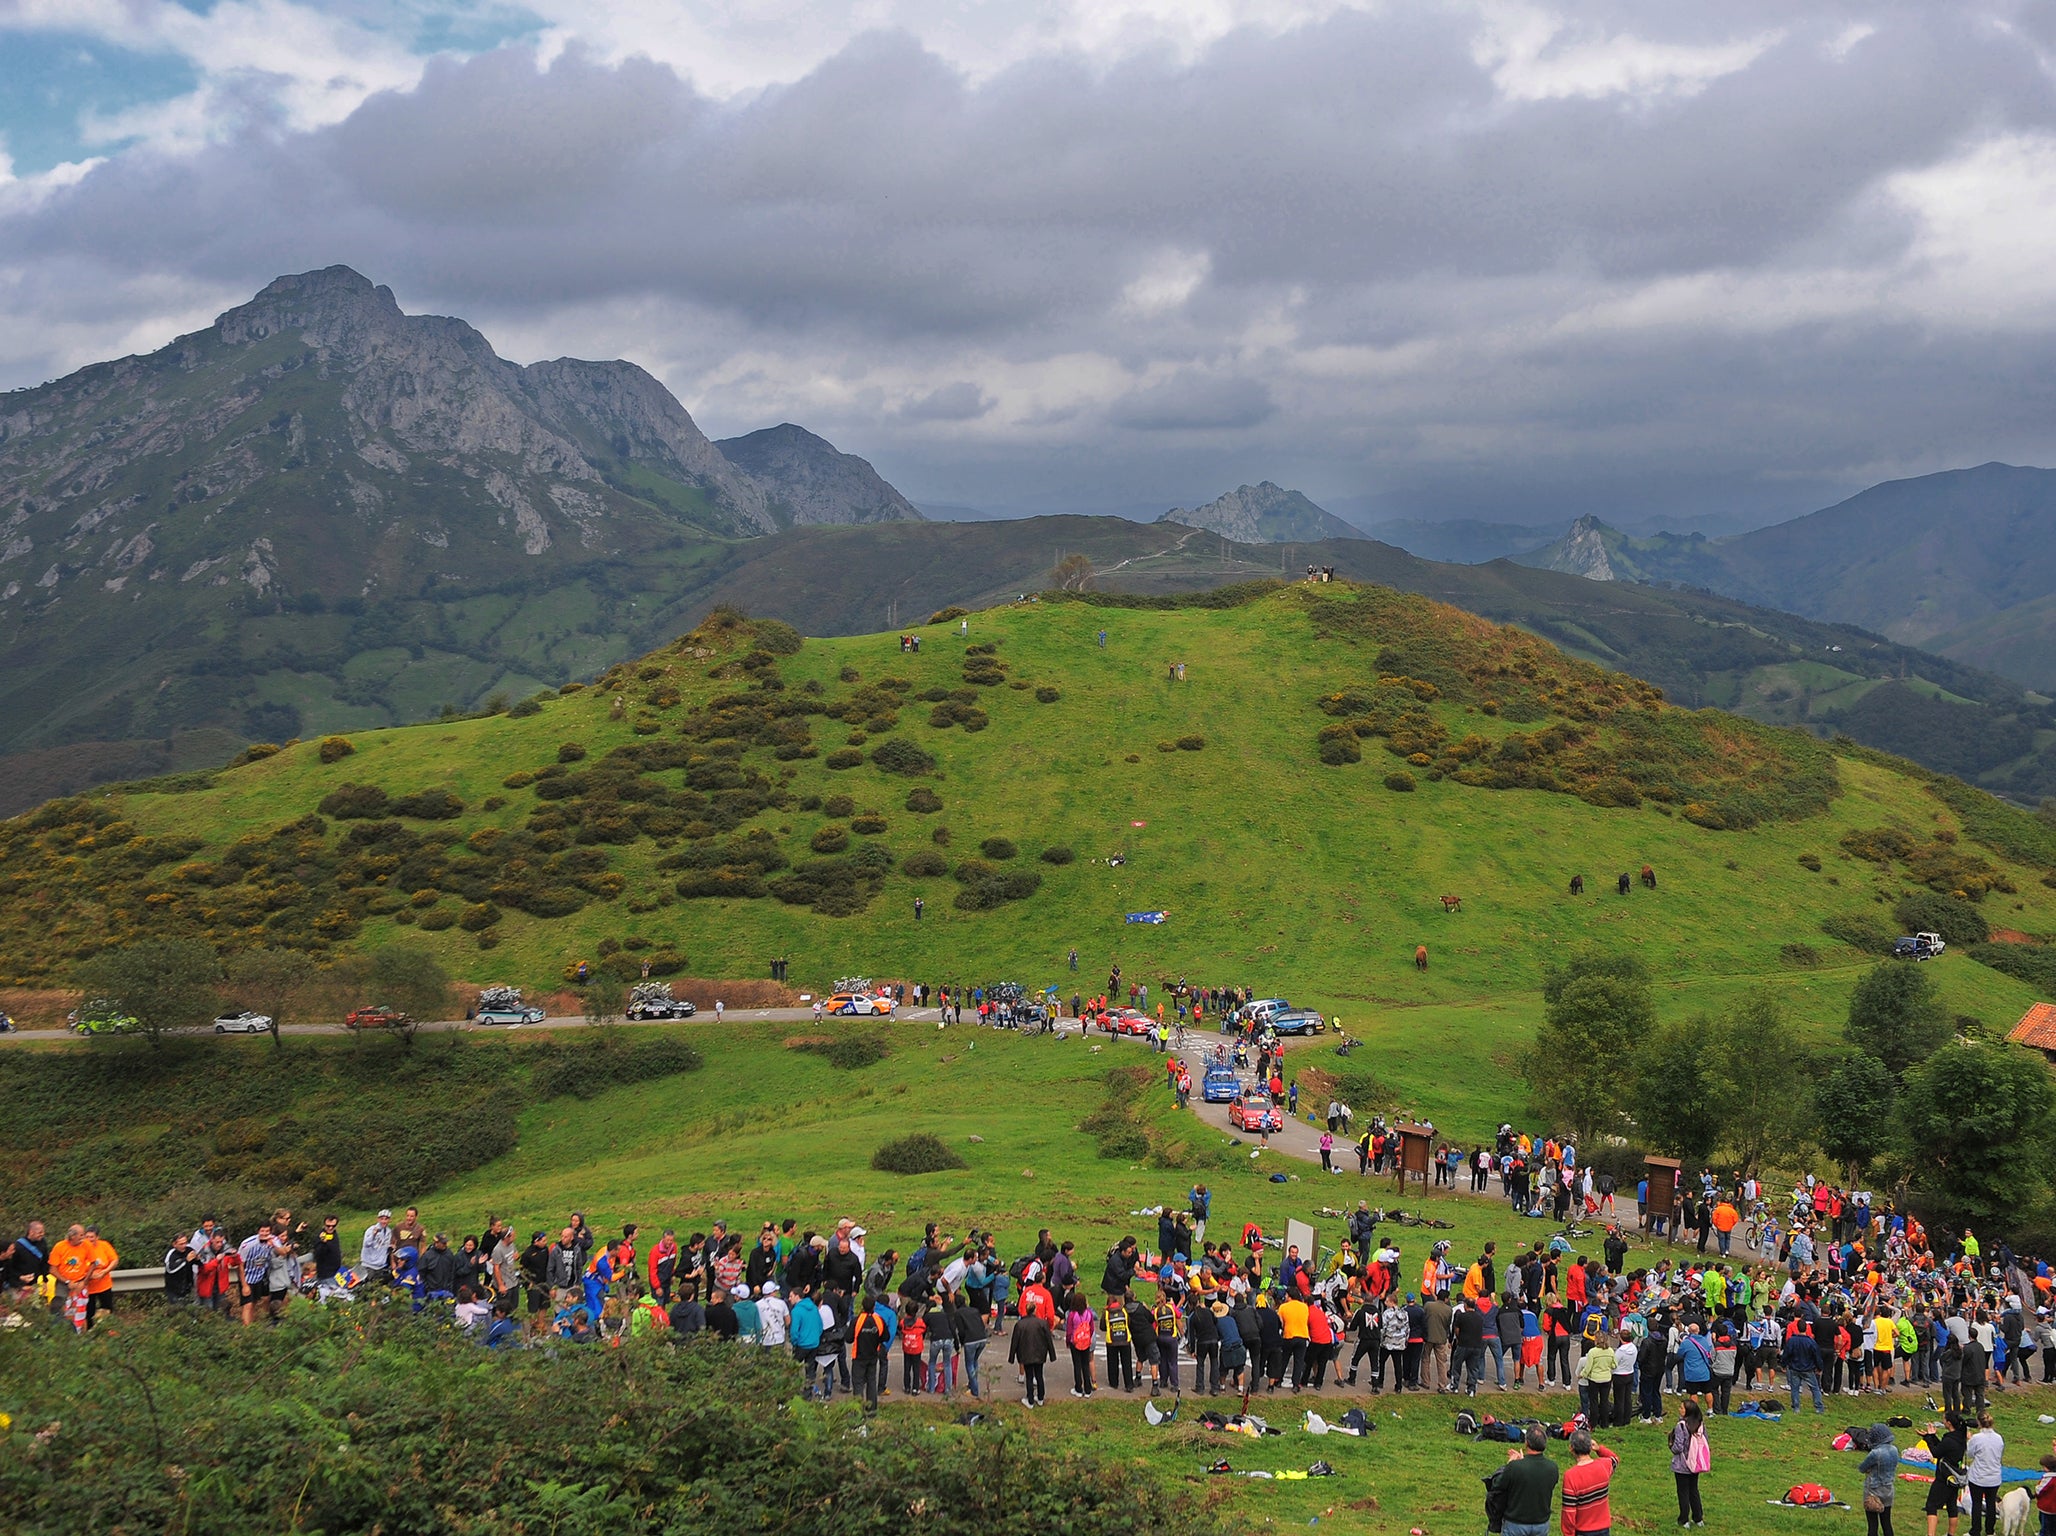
[[1394, 1123, 1435, 1193], [1644, 1155, 1682, 1230]]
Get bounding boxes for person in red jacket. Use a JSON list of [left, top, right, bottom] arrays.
[[1560, 1427, 1619, 1535]]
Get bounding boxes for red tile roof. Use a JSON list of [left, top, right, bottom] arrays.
[[2009, 1003, 2056, 1051]]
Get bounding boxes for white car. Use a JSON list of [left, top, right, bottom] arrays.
[[214, 1011, 273, 1034]]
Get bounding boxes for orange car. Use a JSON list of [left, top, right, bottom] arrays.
[[823, 992, 894, 1016]]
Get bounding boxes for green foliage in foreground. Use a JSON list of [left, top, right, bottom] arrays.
[[0, 1309, 1217, 1536], [0, 1033, 701, 1258]]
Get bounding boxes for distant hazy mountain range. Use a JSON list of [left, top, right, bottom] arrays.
[[1511, 464, 2056, 692]]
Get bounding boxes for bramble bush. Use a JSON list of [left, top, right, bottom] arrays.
[[0, 1313, 1216, 1536]]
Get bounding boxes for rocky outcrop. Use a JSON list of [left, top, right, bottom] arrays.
[[714, 423, 923, 527], [1157, 482, 1365, 544]]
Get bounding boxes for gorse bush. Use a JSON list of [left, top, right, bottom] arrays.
[[871, 1132, 968, 1173], [1302, 585, 1836, 829]]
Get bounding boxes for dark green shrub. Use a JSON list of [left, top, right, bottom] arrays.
[[318, 782, 389, 819], [954, 869, 1042, 911], [871, 1132, 968, 1173], [980, 837, 1018, 860], [872, 738, 936, 775], [558, 742, 587, 763], [791, 1035, 891, 1069], [905, 787, 943, 814], [1041, 845, 1075, 865], [390, 788, 464, 820], [1894, 890, 1990, 946], [811, 826, 850, 854]]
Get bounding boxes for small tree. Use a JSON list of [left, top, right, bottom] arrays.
[[357, 946, 452, 1050], [1629, 1017, 1722, 1165], [77, 938, 220, 1048], [225, 947, 318, 1052], [1845, 962, 1949, 1080], [1706, 994, 1814, 1177], [1899, 1042, 2056, 1217], [1051, 553, 1094, 591], [1524, 949, 1654, 1146], [1813, 1052, 1895, 1182]]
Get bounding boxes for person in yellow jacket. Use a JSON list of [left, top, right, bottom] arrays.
[[1277, 1291, 1312, 1388]]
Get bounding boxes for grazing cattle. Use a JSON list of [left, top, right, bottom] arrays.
[[1617, 872, 1632, 896], [1440, 895, 1462, 913], [1640, 865, 1657, 890], [1569, 875, 1584, 896], [1414, 945, 1429, 971]]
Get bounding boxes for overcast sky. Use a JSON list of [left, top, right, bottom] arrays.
[[5, 1, 2056, 527]]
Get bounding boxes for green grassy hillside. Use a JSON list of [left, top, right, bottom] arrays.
[[9, 580, 2056, 1059]]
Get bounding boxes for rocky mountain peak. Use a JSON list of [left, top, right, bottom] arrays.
[[714, 423, 923, 527], [1158, 481, 1364, 544], [215, 264, 406, 350]]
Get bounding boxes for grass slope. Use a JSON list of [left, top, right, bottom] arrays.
[[8, 582, 2056, 1084]]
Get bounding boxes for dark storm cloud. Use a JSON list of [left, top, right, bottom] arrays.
[[7, 3, 2056, 522]]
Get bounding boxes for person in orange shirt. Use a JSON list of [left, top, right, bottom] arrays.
[[83, 1226, 118, 1308], [49, 1223, 118, 1328]]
